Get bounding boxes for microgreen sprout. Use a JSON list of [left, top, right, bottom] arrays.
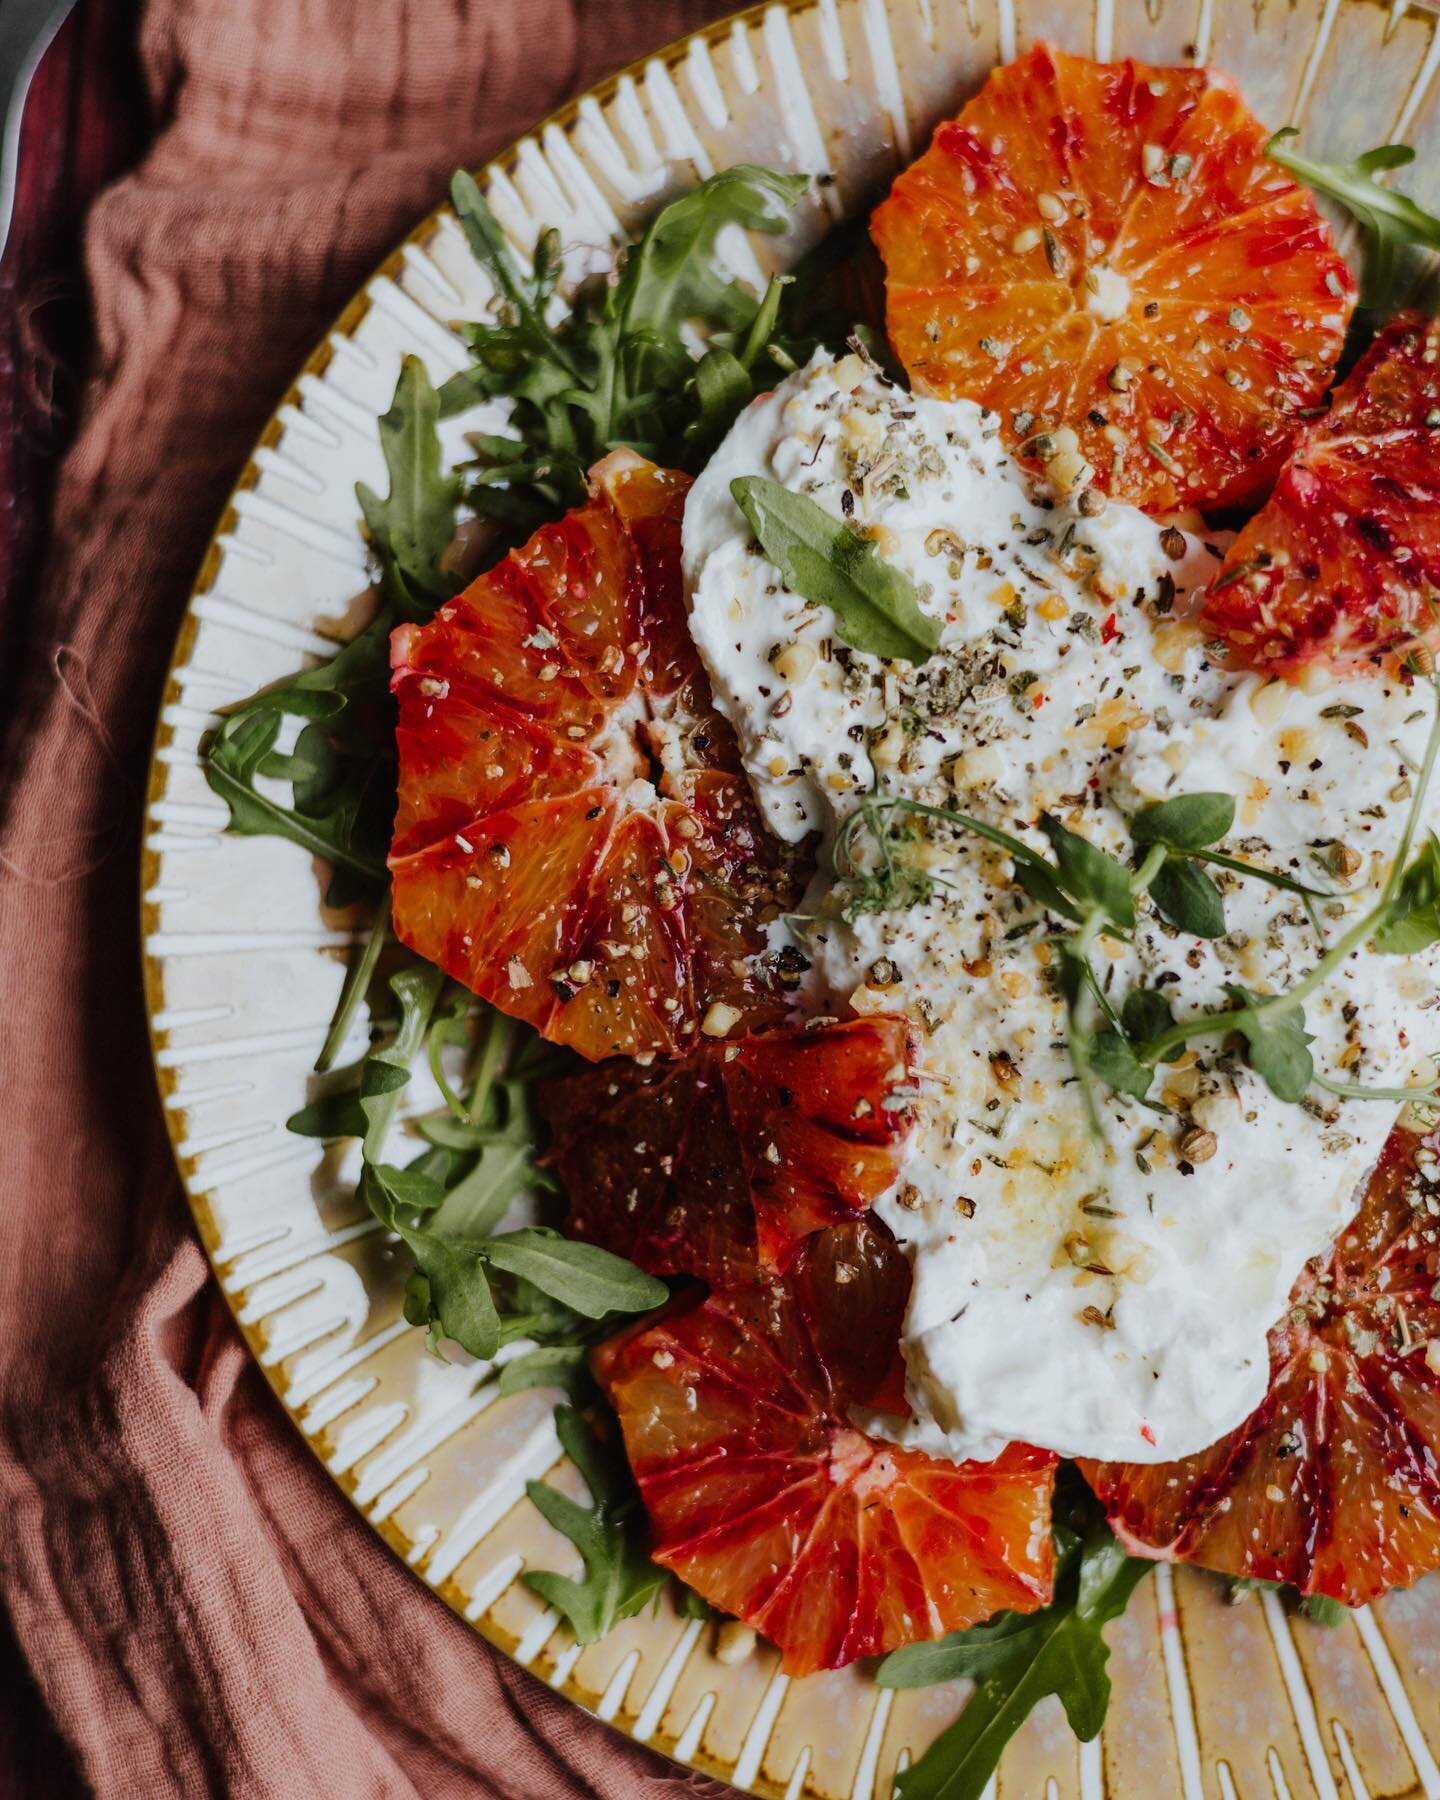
[[836, 675, 1440, 1129]]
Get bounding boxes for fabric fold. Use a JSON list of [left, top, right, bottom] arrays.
[[1, 3, 741, 1793]]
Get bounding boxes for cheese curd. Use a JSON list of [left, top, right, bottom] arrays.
[[683, 351, 1440, 1465]]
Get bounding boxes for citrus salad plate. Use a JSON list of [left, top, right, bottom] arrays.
[[144, 3, 1440, 1795]]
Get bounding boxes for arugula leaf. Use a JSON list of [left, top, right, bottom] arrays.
[[402, 1231, 502, 1359], [302, 980, 658, 1362], [1301, 1594, 1351, 1627], [316, 901, 390, 1072], [360, 1158, 445, 1220], [288, 962, 446, 1143], [426, 1132, 545, 1237], [360, 964, 448, 1160], [498, 1343, 594, 1402], [730, 477, 941, 664], [202, 666, 391, 903], [877, 1531, 1152, 1800], [443, 166, 810, 541], [1131, 792, 1235, 851], [364, 1161, 502, 1359], [356, 355, 462, 604], [285, 1088, 369, 1140], [619, 165, 804, 342], [479, 1227, 668, 1318], [1373, 833, 1440, 954], [1223, 985, 1316, 1103], [1267, 129, 1440, 310], [449, 171, 573, 378], [205, 354, 464, 896], [685, 274, 793, 460], [523, 1405, 667, 1642], [1038, 815, 1135, 929], [1150, 858, 1227, 939], [675, 1582, 719, 1622]]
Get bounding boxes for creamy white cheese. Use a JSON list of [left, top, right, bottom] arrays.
[[683, 352, 1440, 1466]]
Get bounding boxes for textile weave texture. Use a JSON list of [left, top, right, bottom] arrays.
[[0, 3, 741, 1794]]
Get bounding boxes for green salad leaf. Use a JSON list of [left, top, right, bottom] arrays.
[[1221, 984, 1316, 1103], [1131, 792, 1235, 851], [293, 961, 660, 1363], [877, 1531, 1153, 1800], [444, 165, 812, 539], [1267, 129, 1440, 312], [356, 355, 463, 604], [478, 1228, 667, 1319], [1038, 814, 1135, 929], [1372, 834, 1440, 955], [203, 357, 463, 902], [730, 476, 941, 663], [523, 1405, 668, 1642], [1149, 857, 1227, 939], [498, 1343, 594, 1403]]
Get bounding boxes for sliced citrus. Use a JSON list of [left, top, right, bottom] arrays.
[[789, 1216, 913, 1417], [597, 1285, 1057, 1674], [1082, 1127, 1440, 1606], [544, 1042, 759, 1290], [389, 450, 804, 1061], [871, 43, 1355, 513], [542, 1015, 921, 1274], [1201, 314, 1440, 674]]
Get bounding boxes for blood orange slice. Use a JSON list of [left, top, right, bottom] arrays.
[[548, 1049, 914, 1411], [597, 1285, 1056, 1674], [543, 1042, 759, 1290], [542, 1015, 921, 1274], [1082, 1126, 1440, 1606], [1201, 314, 1440, 674], [388, 450, 803, 1061], [871, 44, 1355, 513]]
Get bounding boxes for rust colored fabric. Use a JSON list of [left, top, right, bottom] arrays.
[[0, 3, 741, 1795]]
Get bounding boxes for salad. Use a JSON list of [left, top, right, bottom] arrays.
[[203, 44, 1440, 1798]]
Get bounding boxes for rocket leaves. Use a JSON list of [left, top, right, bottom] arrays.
[[729, 476, 942, 664], [445, 165, 813, 538], [202, 357, 462, 904], [1267, 129, 1440, 313], [522, 1405, 668, 1644], [877, 1529, 1153, 1800]]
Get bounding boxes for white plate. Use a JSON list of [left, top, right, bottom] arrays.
[[143, 3, 1440, 1793]]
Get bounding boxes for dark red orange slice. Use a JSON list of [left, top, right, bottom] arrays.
[[1083, 1126, 1440, 1606], [597, 1285, 1056, 1674], [871, 44, 1355, 513], [542, 1016, 921, 1275], [389, 450, 803, 1061], [1202, 313, 1440, 674]]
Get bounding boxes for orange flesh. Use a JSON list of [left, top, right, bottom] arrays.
[[543, 1018, 921, 1412], [872, 44, 1354, 512], [600, 1286, 1057, 1675], [1202, 313, 1440, 674], [388, 452, 803, 1060]]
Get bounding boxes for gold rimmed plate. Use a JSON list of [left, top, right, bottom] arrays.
[[142, 3, 1440, 1793]]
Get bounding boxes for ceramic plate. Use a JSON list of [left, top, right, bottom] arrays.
[[142, 3, 1440, 1793]]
